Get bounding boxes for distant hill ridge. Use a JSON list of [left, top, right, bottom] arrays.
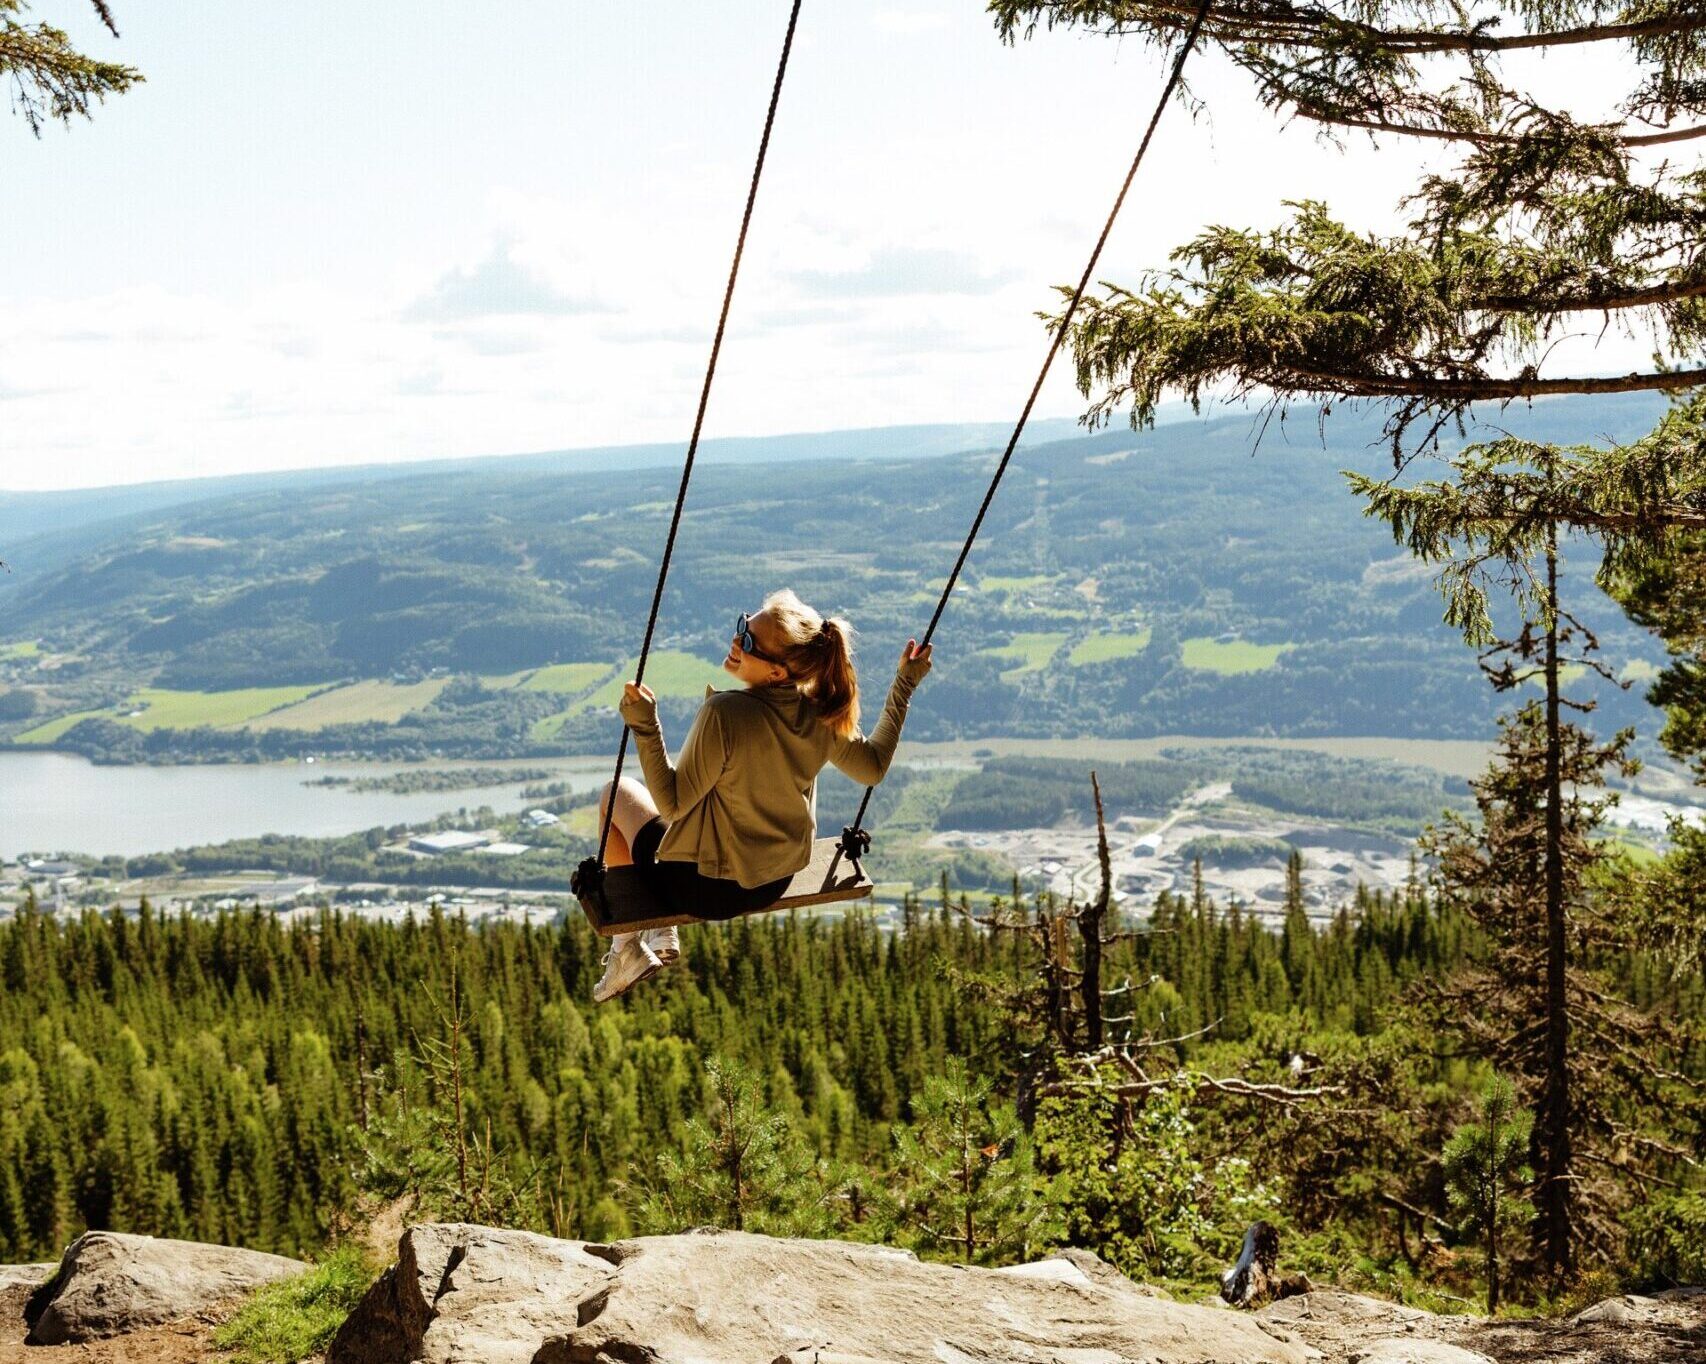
[[0, 392, 1677, 756], [0, 416, 1098, 553]]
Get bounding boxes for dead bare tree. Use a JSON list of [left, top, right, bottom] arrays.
[[956, 772, 1333, 1111]]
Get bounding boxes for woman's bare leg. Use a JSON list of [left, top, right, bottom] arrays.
[[598, 779, 662, 949], [599, 777, 658, 864]]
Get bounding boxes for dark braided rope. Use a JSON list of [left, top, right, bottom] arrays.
[[839, 0, 1215, 855], [584, 0, 805, 884]]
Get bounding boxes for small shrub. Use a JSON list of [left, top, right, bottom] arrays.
[[1625, 1189, 1706, 1292], [212, 1246, 374, 1364]]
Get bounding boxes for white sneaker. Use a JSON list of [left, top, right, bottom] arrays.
[[644, 926, 681, 965], [593, 937, 662, 1003]]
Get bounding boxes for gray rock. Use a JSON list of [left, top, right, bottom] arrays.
[[1568, 1292, 1677, 1326], [23, 1230, 306, 1345], [0, 1262, 55, 1327], [1351, 1341, 1494, 1364], [326, 1222, 615, 1364], [1259, 1289, 1435, 1330], [332, 1222, 1312, 1364]]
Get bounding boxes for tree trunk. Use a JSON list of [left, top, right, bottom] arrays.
[[354, 1002, 370, 1133], [1489, 1131, 1501, 1313], [1538, 529, 1576, 1282], [1080, 773, 1110, 1050], [1045, 910, 1071, 1049], [962, 1130, 975, 1263]]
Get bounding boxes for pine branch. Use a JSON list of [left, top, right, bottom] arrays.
[[1285, 363, 1706, 401], [1299, 109, 1706, 149], [0, 8, 141, 135], [997, 1, 1706, 58]]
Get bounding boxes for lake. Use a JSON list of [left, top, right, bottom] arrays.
[[0, 752, 613, 858]]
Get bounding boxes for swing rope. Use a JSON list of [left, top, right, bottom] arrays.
[[578, 0, 805, 900], [837, 0, 1214, 858], [577, 0, 1213, 906]]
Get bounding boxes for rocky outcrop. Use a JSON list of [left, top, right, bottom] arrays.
[[6, 1227, 1704, 1364], [22, 1230, 307, 1345], [1256, 1285, 1706, 1364], [0, 1264, 54, 1329], [330, 1223, 1314, 1364], [326, 1223, 615, 1364]]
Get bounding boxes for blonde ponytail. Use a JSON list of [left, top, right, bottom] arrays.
[[759, 589, 861, 736]]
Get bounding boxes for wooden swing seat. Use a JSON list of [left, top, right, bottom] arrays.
[[579, 836, 872, 936]]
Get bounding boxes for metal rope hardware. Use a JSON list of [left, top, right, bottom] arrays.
[[838, 0, 1215, 856], [574, 0, 805, 913]]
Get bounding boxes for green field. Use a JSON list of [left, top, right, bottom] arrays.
[[1601, 837, 1662, 868], [1068, 628, 1153, 666], [479, 669, 539, 690], [520, 663, 615, 695], [977, 574, 1059, 596], [905, 734, 1496, 779], [1180, 638, 1292, 674], [1525, 664, 1588, 691], [12, 685, 325, 743], [119, 686, 326, 730], [983, 632, 1069, 681], [531, 651, 729, 741], [12, 709, 103, 744], [246, 679, 451, 731], [0, 641, 41, 661]]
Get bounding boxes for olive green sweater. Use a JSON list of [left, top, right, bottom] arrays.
[[618, 668, 922, 888]]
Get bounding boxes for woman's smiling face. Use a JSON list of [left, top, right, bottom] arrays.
[[723, 608, 790, 686]]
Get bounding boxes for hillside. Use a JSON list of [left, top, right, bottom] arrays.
[[0, 395, 1677, 762]]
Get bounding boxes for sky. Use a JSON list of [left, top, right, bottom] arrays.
[[2, 1, 1659, 491]]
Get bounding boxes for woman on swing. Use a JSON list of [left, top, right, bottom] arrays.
[[594, 589, 933, 1002]]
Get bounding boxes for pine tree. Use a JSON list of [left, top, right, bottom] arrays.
[[890, 1058, 1047, 1265], [637, 1058, 832, 1237], [1350, 432, 1704, 1284], [1442, 1074, 1535, 1313], [1278, 851, 1318, 1004]]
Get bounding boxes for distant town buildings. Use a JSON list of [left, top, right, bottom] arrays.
[[408, 830, 491, 855]]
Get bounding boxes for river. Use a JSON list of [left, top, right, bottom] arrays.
[[0, 752, 612, 858]]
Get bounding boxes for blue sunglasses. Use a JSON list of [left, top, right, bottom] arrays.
[[735, 613, 782, 665]]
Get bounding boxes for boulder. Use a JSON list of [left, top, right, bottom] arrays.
[[0, 1262, 55, 1327], [1569, 1292, 1673, 1326], [23, 1230, 307, 1345], [332, 1223, 1313, 1364], [1257, 1290, 1476, 1364], [1350, 1342, 1494, 1364], [1258, 1290, 1436, 1331], [326, 1222, 615, 1364]]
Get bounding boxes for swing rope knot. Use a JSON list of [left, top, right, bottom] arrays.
[[571, 856, 606, 908], [838, 824, 872, 864]]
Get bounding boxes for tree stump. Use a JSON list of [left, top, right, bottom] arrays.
[[1221, 1221, 1280, 1308]]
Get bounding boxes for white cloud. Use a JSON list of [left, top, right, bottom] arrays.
[[872, 9, 951, 35], [787, 246, 1021, 298], [403, 241, 610, 321]]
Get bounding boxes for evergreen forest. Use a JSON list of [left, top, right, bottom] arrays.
[[1, 854, 1700, 1307]]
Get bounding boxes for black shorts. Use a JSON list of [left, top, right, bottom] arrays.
[[631, 818, 792, 921]]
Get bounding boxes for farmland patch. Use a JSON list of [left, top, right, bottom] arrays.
[[1180, 638, 1291, 674]]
